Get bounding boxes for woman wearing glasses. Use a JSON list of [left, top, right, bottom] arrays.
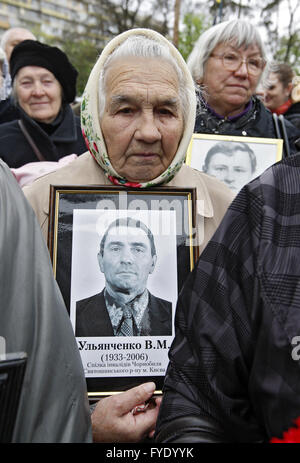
[[187, 19, 300, 155]]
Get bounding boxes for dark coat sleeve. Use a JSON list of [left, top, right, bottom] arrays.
[[156, 184, 263, 442], [0, 160, 92, 442], [156, 158, 300, 442]]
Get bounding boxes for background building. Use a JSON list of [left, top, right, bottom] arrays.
[[0, 0, 107, 49]]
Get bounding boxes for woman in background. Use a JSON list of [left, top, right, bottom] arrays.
[[0, 40, 86, 168], [187, 20, 300, 154], [264, 62, 300, 130]]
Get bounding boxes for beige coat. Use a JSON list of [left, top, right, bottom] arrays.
[[23, 152, 234, 256]]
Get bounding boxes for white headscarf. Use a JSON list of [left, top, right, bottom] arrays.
[[81, 28, 196, 188]]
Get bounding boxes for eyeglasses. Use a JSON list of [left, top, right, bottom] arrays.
[[210, 52, 266, 76]]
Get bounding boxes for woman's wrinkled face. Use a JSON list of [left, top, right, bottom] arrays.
[[201, 42, 264, 117], [100, 56, 184, 183], [15, 66, 62, 123]]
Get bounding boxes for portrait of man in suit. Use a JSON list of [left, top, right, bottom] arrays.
[[202, 141, 257, 193], [75, 216, 172, 337]]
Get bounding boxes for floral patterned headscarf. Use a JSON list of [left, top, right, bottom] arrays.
[[81, 28, 196, 188]]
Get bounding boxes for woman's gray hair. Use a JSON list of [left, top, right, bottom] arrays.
[[187, 19, 267, 83], [98, 34, 195, 123]]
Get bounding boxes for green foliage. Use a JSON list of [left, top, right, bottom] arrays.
[[59, 38, 99, 96], [274, 33, 300, 75], [257, 0, 300, 70], [178, 13, 208, 61], [23, 0, 300, 92], [45, 32, 99, 97], [90, 0, 173, 38]]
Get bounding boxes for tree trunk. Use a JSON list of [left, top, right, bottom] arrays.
[[173, 0, 181, 47]]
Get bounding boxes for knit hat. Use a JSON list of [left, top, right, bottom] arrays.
[[81, 28, 196, 188], [10, 40, 78, 103]]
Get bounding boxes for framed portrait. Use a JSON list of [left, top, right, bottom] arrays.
[[186, 133, 283, 195], [48, 185, 197, 398]]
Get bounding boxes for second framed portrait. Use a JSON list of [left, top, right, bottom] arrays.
[[186, 133, 283, 194], [48, 185, 197, 398]]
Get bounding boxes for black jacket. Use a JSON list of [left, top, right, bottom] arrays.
[[194, 96, 300, 156], [0, 97, 20, 124], [156, 154, 300, 443], [285, 101, 300, 130], [0, 103, 86, 168]]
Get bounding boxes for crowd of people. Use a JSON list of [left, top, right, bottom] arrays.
[[1, 19, 300, 444]]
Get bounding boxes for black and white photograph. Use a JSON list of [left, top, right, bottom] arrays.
[[186, 134, 283, 194], [70, 209, 177, 338], [48, 185, 197, 396], [69, 209, 178, 390]]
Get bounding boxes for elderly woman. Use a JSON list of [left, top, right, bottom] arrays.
[[187, 19, 300, 154], [24, 28, 233, 250], [23, 28, 233, 442], [0, 40, 86, 168], [264, 63, 300, 130]]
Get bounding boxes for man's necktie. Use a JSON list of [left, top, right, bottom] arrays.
[[119, 307, 133, 336]]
